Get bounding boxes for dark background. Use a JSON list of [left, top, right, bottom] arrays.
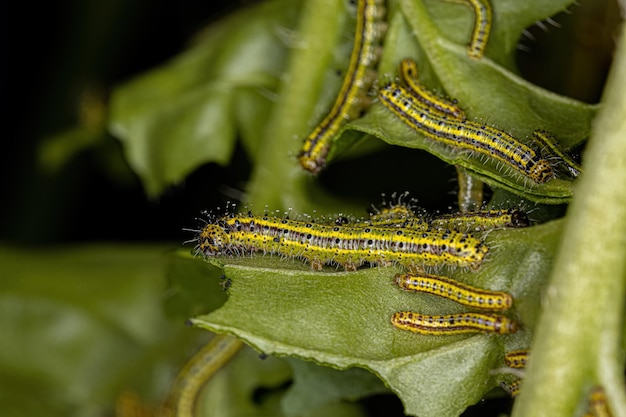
[[5, 1, 258, 245]]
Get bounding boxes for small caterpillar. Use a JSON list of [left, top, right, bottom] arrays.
[[299, 0, 386, 173], [377, 82, 554, 183], [196, 212, 488, 271], [499, 378, 522, 397], [369, 193, 528, 233], [533, 130, 583, 178], [391, 311, 518, 335], [369, 194, 528, 233], [429, 209, 529, 232], [504, 349, 529, 369], [367, 191, 427, 230], [166, 335, 243, 417], [394, 272, 513, 311], [399, 58, 465, 119], [368, 205, 428, 230], [448, 0, 493, 59]]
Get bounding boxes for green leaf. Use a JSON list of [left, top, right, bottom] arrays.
[[108, 0, 597, 205], [281, 358, 389, 416], [0, 245, 196, 417], [163, 252, 229, 320], [183, 335, 375, 417], [335, 0, 596, 203], [192, 219, 562, 417], [0, 245, 312, 417], [109, 0, 302, 196]]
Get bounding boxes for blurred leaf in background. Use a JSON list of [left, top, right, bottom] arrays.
[[0, 246, 198, 417]]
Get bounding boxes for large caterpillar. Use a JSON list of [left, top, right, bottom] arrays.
[[377, 81, 554, 183], [196, 212, 488, 271]]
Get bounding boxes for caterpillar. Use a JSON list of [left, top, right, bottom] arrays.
[[369, 193, 528, 233], [391, 311, 518, 335], [447, 0, 493, 59], [429, 209, 529, 232], [533, 130, 583, 178], [165, 335, 243, 417], [367, 195, 429, 230], [504, 349, 529, 369], [499, 378, 522, 397], [377, 81, 554, 183], [394, 272, 513, 311], [196, 211, 488, 271], [399, 58, 465, 119], [299, 0, 386, 173], [368, 205, 428, 230]]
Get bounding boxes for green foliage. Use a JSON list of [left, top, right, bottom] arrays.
[[345, 0, 594, 203], [109, 0, 303, 196], [0, 246, 197, 417], [110, 0, 595, 206], [7, 0, 624, 416]]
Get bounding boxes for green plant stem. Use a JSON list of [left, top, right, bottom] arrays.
[[512, 23, 626, 417], [246, 0, 344, 210]]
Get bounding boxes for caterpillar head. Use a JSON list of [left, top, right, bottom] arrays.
[[529, 159, 554, 183], [197, 224, 230, 256], [509, 209, 530, 228]]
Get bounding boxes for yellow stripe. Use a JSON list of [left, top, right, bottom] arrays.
[[499, 378, 522, 397], [586, 386, 613, 417], [368, 204, 428, 231]]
